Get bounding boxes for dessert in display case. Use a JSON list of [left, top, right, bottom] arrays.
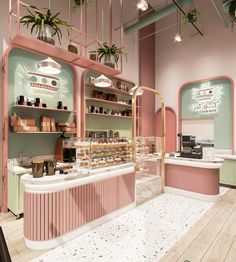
[[135, 137, 162, 177], [73, 138, 133, 169]]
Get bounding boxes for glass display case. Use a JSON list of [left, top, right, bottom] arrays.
[[72, 137, 132, 169], [135, 137, 163, 177]]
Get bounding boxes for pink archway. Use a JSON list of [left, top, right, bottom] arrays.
[[156, 107, 176, 153]]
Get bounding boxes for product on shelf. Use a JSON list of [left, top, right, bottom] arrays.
[[50, 117, 56, 132], [10, 115, 37, 132], [75, 138, 132, 169], [17, 95, 25, 105], [12, 126, 38, 132], [40, 116, 51, 132], [11, 116, 36, 126], [57, 122, 76, 128], [56, 122, 76, 133]]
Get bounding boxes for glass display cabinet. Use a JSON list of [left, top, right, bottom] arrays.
[[135, 136, 163, 178], [71, 137, 132, 169]]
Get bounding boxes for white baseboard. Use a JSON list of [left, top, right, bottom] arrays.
[[25, 202, 136, 250], [166, 186, 225, 202]]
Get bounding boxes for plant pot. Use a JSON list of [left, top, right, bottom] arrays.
[[90, 53, 97, 61], [104, 55, 116, 68], [68, 42, 78, 54], [75, 0, 85, 5], [37, 24, 55, 45]]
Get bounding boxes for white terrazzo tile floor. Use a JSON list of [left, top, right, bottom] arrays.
[[32, 188, 228, 262]]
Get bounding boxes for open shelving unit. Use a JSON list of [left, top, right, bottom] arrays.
[[12, 105, 77, 113], [86, 98, 132, 108], [12, 35, 121, 77], [87, 84, 131, 96], [86, 113, 132, 119]]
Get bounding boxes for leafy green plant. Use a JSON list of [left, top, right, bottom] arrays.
[[229, 0, 236, 30], [20, 6, 72, 45], [96, 42, 127, 68], [183, 8, 200, 24]]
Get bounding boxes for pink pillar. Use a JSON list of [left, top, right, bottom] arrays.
[[139, 19, 155, 136]]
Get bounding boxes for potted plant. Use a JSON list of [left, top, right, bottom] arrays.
[[183, 8, 200, 24], [73, 0, 91, 11], [228, 0, 236, 30], [20, 6, 71, 45], [96, 42, 127, 68]]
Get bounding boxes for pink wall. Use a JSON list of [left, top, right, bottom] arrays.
[[155, 0, 236, 151], [139, 22, 156, 136]]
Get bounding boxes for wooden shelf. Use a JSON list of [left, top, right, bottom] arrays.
[[12, 105, 76, 113], [87, 84, 131, 96], [86, 98, 132, 107], [86, 113, 131, 119], [12, 34, 121, 77]]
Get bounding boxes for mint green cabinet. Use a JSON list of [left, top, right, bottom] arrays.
[[220, 160, 236, 186], [7, 171, 25, 217]]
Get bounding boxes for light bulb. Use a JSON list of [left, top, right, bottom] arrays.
[[174, 33, 182, 42], [137, 0, 148, 11]]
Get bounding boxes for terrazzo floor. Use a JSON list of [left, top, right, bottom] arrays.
[[31, 190, 227, 262]]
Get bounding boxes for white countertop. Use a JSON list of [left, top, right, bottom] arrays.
[[165, 156, 223, 169], [215, 154, 236, 160], [21, 163, 135, 193]]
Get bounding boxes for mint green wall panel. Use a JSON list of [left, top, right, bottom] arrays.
[[8, 48, 75, 158], [181, 78, 232, 150]]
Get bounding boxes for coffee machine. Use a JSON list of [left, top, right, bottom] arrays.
[[180, 135, 203, 159]]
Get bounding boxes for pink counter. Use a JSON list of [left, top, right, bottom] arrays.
[[165, 157, 223, 199], [21, 164, 135, 250]]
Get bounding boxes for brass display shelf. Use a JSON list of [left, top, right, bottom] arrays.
[[12, 105, 76, 113], [87, 84, 131, 96], [86, 113, 132, 119], [12, 34, 121, 77], [86, 98, 132, 107]]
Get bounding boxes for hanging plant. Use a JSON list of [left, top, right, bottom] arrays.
[[183, 8, 200, 24], [92, 42, 127, 68], [20, 6, 72, 45], [72, 0, 91, 11], [229, 0, 236, 30]]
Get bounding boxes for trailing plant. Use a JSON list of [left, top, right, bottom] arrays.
[[20, 6, 72, 45], [229, 0, 236, 30], [96, 42, 127, 67], [183, 8, 200, 24]]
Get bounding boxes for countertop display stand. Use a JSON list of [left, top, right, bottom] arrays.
[[130, 86, 166, 193]]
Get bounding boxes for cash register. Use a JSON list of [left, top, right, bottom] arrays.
[[180, 135, 203, 159]]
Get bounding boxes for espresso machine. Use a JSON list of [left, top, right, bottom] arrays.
[[180, 135, 203, 159]]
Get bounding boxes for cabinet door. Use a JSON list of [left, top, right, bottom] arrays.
[[220, 160, 235, 185]]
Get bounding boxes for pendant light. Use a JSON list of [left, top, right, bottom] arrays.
[[174, 8, 183, 42], [94, 74, 112, 87], [137, 0, 148, 11], [37, 57, 61, 75], [129, 86, 144, 96]]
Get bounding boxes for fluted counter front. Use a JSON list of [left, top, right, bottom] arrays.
[[21, 164, 135, 250]]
